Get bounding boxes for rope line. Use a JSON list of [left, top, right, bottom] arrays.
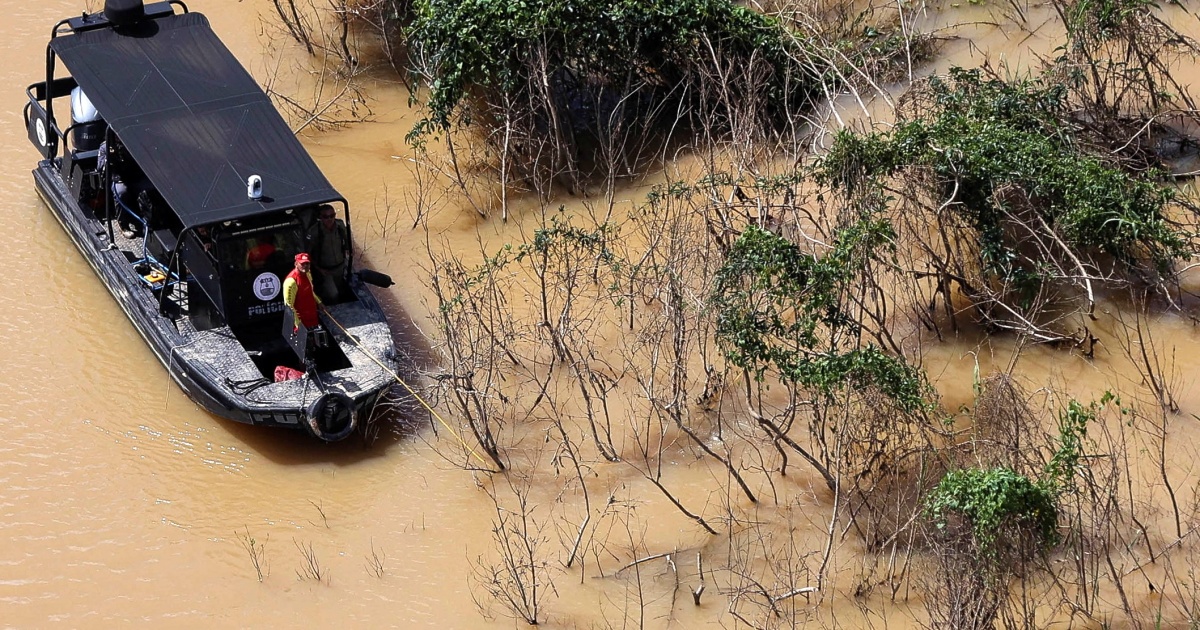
[[321, 307, 493, 469]]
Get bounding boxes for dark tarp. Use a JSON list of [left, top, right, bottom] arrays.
[[51, 12, 342, 228]]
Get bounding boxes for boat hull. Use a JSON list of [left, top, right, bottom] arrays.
[[33, 161, 394, 436]]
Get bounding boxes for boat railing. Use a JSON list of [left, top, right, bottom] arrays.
[[23, 77, 77, 161], [111, 185, 181, 291]]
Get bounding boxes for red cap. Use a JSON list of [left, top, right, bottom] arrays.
[[295, 252, 311, 264]]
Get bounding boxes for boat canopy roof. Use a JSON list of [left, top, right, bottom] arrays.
[[51, 12, 342, 229]]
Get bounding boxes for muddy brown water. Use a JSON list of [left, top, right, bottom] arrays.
[[2, 0, 1200, 627]]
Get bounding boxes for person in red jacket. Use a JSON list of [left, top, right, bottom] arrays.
[[283, 252, 321, 332]]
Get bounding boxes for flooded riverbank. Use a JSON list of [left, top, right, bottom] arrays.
[[2, 0, 1199, 627]]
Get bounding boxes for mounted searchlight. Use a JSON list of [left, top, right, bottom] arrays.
[[247, 174, 263, 200], [104, 0, 146, 26]]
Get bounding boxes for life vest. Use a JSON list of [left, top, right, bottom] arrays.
[[284, 268, 319, 328], [246, 240, 276, 269]]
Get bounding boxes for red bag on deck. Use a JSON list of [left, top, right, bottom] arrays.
[[274, 366, 305, 382]]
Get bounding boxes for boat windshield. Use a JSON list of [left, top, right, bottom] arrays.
[[215, 221, 305, 275], [212, 219, 306, 326]]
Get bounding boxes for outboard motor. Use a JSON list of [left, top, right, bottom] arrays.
[[69, 87, 105, 152], [105, 0, 146, 25]]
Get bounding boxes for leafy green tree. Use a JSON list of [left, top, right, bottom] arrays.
[[821, 68, 1185, 284], [710, 219, 930, 413], [407, 0, 817, 137], [818, 68, 1192, 342]]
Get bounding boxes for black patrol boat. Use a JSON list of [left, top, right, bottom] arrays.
[[23, 0, 398, 441]]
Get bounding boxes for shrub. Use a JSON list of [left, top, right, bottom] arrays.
[[819, 67, 1187, 290], [710, 220, 931, 412], [926, 467, 1059, 555], [406, 0, 820, 138]]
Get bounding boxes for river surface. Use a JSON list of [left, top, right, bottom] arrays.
[[0, 1, 499, 627], [2, 1, 1200, 628]]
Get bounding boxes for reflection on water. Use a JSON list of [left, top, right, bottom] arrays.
[[1, 0, 1199, 627]]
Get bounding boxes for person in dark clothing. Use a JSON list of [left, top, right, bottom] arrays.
[[305, 205, 349, 302]]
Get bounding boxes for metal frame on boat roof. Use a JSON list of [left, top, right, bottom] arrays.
[[48, 8, 344, 229]]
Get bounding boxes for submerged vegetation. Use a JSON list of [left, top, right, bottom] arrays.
[[406, 0, 815, 133], [819, 68, 1193, 340], [402, 0, 832, 196], [926, 467, 1059, 555], [265, 0, 1200, 626], [711, 221, 931, 413], [823, 69, 1185, 276]]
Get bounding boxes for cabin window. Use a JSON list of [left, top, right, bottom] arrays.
[[214, 224, 305, 275]]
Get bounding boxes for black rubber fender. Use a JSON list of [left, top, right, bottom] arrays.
[[303, 391, 357, 442], [357, 268, 394, 288]]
